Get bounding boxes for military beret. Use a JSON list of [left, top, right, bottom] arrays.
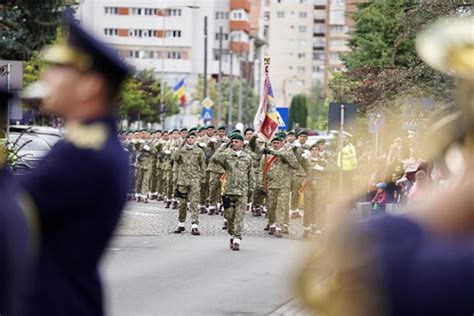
[[271, 136, 283, 142], [287, 130, 296, 136], [188, 127, 197, 133], [217, 125, 226, 131], [171, 129, 179, 133], [155, 129, 162, 133], [140, 128, 149, 133], [231, 129, 242, 135], [276, 132, 287, 138], [180, 128, 188, 132], [297, 130, 308, 136], [230, 134, 244, 141], [186, 132, 197, 139], [162, 130, 169, 135], [244, 127, 255, 134], [206, 125, 215, 129], [197, 126, 206, 132]]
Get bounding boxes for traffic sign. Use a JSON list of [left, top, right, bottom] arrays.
[[201, 107, 214, 121], [202, 97, 214, 109]]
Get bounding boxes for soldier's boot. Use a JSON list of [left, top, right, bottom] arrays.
[[303, 228, 310, 239], [208, 206, 216, 215], [171, 200, 179, 209], [218, 203, 224, 215], [264, 224, 270, 231], [143, 195, 149, 204], [222, 220, 228, 230], [268, 226, 276, 235], [229, 238, 234, 250], [246, 203, 252, 212], [253, 207, 262, 217], [174, 223, 185, 234], [232, 238, 240, 251], [191, 224, 200, 236], [199, 205, 208, 214], [165, 200, 172, 208], [157, 194, 164, 202], [282, 225, 289, 235], [150, 192, 157, 200], [131, 193, 137, 201], [275, 228, 283, 238], [137, 194, 143, 202]]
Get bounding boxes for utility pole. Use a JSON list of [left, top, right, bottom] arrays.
[[227, 43, 233, 128], [237, 43, 243, 123], [244, 50, 251, 118], [203, 16, 208, 98], [217, 27, 223, 124]]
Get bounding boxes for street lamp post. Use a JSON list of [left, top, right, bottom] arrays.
[[158, 5, 199, 129]]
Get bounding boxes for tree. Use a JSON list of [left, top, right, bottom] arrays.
[[307, 85, 329, 131], [288, 95, 308, 130], [0, 1, 70, 60]]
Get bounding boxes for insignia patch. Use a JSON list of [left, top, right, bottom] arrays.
[[64, 122, 108, 150]]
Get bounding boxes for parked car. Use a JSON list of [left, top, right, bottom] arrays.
[[8, 132, 52, 175], [9, 125, 63, 148]]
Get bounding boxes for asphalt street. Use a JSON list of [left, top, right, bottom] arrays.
[[100, 200, 315, 316]]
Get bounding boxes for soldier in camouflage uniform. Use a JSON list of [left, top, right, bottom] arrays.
[[290, 130, 310, 219], [206, 125, 227, 215], [260, 136, 299, 237], [301, 143, 335, 238], [172, 132, 206, 235], [213, 134, 255, 251], [149, 130, 163, 200], [161, 132, 175, 208], [197, 126, 211, 212], [170, 129, 182, 209], [135, 130, 154, 203], [156, 131, 170, 201]]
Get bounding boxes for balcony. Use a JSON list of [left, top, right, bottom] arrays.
[[313, 38, 326, 48], [313, 24, 326, 34], [229, 20, 250, 33], [314, 10, 326, 20], [231, 41, 249, 53], [230, 0, 250, 12]]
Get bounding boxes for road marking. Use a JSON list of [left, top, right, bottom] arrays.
[[106, 248, 121, 251], [124, 211, 159, 217]]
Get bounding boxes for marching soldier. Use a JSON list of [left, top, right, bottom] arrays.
[[156, 130, 170, 201], [290, 130, 309, 219], [170, 129, 181, 209], [197, 126, 211, 213], [19, 13, 130, 315], [135, 130, 153, 203], [213, 134, 255, 251], [261, 136, 299, 237], [172, 132, 206, 235], [206, 125, 227, 215]]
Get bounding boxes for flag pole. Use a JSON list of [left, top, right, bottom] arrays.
[[262, 56, 270, 194]]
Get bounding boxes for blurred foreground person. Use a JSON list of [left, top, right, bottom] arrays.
[[298, 16, 474, 316], [0, 90, 31, 316], [20, 13, 130, 315]]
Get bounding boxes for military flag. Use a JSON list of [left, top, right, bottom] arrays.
[[254, 74, 284, 142], [173, 78, 186, 107]]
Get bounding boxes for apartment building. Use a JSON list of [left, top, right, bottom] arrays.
[[77, 0, 265, 97], [264, 0, 361, 107]]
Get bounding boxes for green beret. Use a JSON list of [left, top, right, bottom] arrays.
[[217, 125, 226, 131], [244, 127, 255, 134], [180, 128, 188, 132], [188, 127, 197, 133], [162, 130, 169, 135], [231, 129, 242, 135], [276, 132, 287, 139], [287, 130, 296, 136], [186, 132, 197, 139], [197, 126, 206, 132], [155, 129, 162, 133], [140, 128, 148, 133], [297, 130, 308, 136], [171, 129, 179, 133], [230, 134, 244, 141], [271, 136, 283, 143], [206, 125, 215, 129]]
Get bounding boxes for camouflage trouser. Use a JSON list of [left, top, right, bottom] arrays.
[[165, 170, 173, 199], [155, 168, 163, 195], [290, 175, 305, 210], [253, 185, 265, 208], [176, 183, 200, 225], [150, 164, 158, 193], [140, 167, 152, 194], [172, 170, 178, 199], [200, 171, 210, 205], [266, 188, 290, 229], [304, 185, 327, 229], [208, 172, 223, 207], [224, 195, 246, 239]]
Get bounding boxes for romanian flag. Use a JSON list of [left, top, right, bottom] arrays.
[[173, 78, 186, 107], [253, 75, 285, 142]]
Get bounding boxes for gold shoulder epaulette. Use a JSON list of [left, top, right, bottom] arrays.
[[64, 122, 108, 150]]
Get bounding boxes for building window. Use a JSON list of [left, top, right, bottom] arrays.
[[167, 51, 181, 59], [216, 12, 229, 19], [105, 7, 119, 15], [297, 66, 305, 73], [299, 12, 307, 18], [276, 11, 284, 18], [297, 53, 306, 59], [330, 25, 347, 33], [331, 0, 345, 4], [166, 9, 182, 16], [329, 9, 345, 25], [313, 52, 324, 60], [297, 39, 306, 46], [330, 52, 340, 61], [330, 39, 345, 47], [298, 25, 307, 32], [312, 65, 324, 73]]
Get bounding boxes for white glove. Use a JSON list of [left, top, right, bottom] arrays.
[[164, 149, 171, 155], [143, 145, 150, 151], [313, 164, 324, 171], [198, 142, 206, 148], [220, 142, 227, 148], [139, 139, 145, 144], [244, 140, 249, 145], [131, 139, 138, 144], [210, 137, 217, 142], [301, 150, 310, 159]]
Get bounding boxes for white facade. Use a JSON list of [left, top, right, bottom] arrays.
[[77, 0, 243, 95]]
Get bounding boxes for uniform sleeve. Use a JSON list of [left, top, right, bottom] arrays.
[[171, 148, 181, 163], [20, 145, 106, 225], [248, 157, 255, 192]]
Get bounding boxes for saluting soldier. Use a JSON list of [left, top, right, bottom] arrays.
[[172, 132, 206, 235], [290, 130, 309, 219], [196, 126, 211, 213], [213, 134, 255, 251], [19, 13, 130, 315], [206, 125, 228, 215], [261, 136, 299, 237], [169, 129, 181, 209]]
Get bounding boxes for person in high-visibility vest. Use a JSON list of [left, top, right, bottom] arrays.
[[337, 136, 358, 197]]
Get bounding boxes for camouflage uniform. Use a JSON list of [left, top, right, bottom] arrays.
[[261, 147, 299, 234], [290, 143, 310, 216], [213, 148, 255, 242], [172, 143, 206, 227], [161, 140, 174, 203], [137, 141, 154, 201], [206, 136, 228, 212], [196, 135, 210, 210]]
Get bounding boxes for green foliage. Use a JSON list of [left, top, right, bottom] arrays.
[[0, 1, 69, 60], [307, 85, 329, 131], [288, 95, 308, 129]]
